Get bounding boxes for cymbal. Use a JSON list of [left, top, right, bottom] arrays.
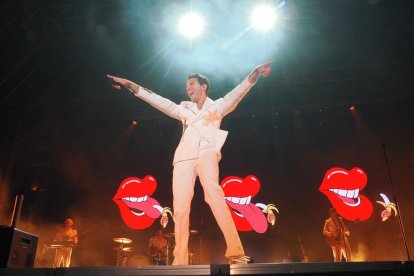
[[190, 229, 198, 235], [113, 237, 132, 244], [163, 232, 175, 238], [114, 246, 134, 252]]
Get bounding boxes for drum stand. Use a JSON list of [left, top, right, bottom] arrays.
[[116, 245, 128, 267], [189, 229, 199, 265], [165, 235, 174, 265], [113, 237, 133, 267], [162, 230, 198, 265]]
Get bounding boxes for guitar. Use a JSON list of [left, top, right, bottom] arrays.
[[325, 228, 346, 247], [324, 217, 353, 247]]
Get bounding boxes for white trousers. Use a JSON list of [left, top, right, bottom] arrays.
[[172, 146, 244, 265], [54, 247, 72, 267], [331, 238, 352, 262]]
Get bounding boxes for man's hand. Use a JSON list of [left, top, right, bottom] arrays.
[[256, 60, 273, 77], [248, 60, 274, 83], [106, 74, 138, 93]]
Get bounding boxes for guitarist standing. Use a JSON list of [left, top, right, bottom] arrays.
[[323, 208, 352, 262], [53, 218, 78, 267]]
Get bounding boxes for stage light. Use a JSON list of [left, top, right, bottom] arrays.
[[131, 120, 138, 125], [30, 183, 45, 192], [251, 4, 277, 32], [178, 12, 204, 39], [349, 105, 356, 111]]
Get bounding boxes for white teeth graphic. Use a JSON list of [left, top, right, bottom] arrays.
[[122, 196, 148, 203], [122, 196, 149, 216], [329, 188, 361, 206], [346, 190, 354, 198], [344, 197, 361, 207], [234, 211, 244, 217], [131, 210, 145, 216], [224, 195, 251, 205], [338, 189, 347, 196]]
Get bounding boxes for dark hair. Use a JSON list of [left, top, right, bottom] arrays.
[[187, 73, 210, 94]]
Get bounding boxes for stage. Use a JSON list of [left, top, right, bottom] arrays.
[[1, 261, 413, 276]]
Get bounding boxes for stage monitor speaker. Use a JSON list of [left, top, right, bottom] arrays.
[[0, 226, 38, 268]]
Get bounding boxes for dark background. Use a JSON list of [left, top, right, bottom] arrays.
[[0, 0, 413, 266]]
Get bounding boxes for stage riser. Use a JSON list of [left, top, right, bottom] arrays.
[[0, 261, 413, 276]]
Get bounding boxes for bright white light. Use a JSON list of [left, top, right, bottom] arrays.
[[251, 5, 277, 32], [178, 12, 204, 39]]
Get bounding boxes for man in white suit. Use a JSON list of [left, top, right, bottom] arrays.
[[53, 218, 78, 267], [107, 60, 273, 265], [323, 208, 352, 262]]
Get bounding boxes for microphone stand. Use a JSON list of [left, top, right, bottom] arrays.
[[382, 143, 411, 261]]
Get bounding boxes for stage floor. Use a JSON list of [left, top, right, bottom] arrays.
[[1, 261, 413, 276]]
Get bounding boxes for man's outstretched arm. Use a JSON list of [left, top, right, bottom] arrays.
[[218, 60, 274, 116], [106, 74, 181, 120]]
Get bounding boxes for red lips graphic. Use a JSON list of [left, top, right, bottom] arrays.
[[113, 176, 162, 229], [319, 167, 373, 221], [221, 175, 268, 233]]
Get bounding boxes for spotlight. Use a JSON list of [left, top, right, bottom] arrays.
[[30, 183, 45, 192], [178, 12, 205, 39], [132, 120, 138, 125], [349, 105, 356, 111], [251, 4, 277, 32]]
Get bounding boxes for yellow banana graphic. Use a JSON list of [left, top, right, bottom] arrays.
[[262, 204, 279, 226], [376, 193, 398, 222], [161, 207, 173, 228]]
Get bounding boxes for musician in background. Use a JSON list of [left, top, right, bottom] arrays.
[[53, 218, 78, 267], [323, 208, 352, 262], [147, 230, 168, 265], [282, 249, 302, 263]]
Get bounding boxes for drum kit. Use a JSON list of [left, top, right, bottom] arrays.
[[113, 237, 133, 266], [189, 229, 199, 265], [112, 229, 199, 266], [161, 229, 199, 265]]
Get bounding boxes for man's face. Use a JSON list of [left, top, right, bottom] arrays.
[[65, 219, 73, 227], [186, 77, 206, 103]]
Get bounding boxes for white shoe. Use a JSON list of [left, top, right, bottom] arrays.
[[228, 255, 252, 264]]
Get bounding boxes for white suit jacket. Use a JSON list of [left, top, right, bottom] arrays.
[[133, 77, 255, 165], [323, 217, 350, 239]]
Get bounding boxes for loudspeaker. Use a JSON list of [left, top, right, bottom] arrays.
[[0, 226, 38, 268]]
